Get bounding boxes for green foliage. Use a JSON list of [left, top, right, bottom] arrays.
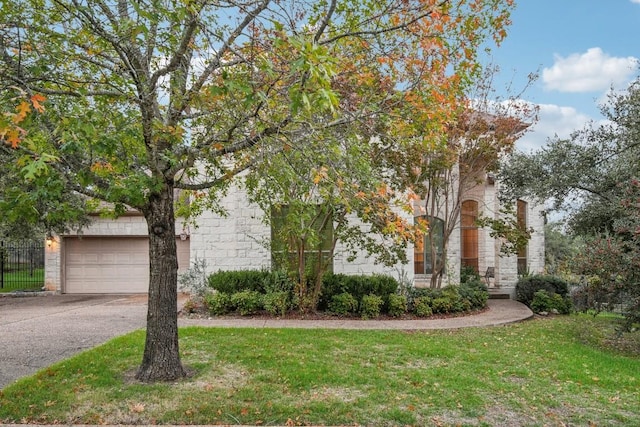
[[476, 205, 533, 256], [410, 283, 488, 316], [262, 270, 296, 294], [531, 290, 572, 315], [263, 291, 291, 317], [207, 270, 271, 294], [387, 294, 408, 317], [328, 292, 358, 316], [544, 223, 579, 275], [459, 279, 489, 309], [460, 265, 481, 284], [413, 296, 433, 317], [230, 291, 263, 316], [360, 294, 384, 319], [204, 292, 233, 316], [515, 274, 570, 308], [319, 273, 399, 310]]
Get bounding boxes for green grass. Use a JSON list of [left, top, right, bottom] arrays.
[[0, 315, 638, 426], [0, 267, 44, 292]]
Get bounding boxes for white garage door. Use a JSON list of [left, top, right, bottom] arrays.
[[64, 237, 190, 293]]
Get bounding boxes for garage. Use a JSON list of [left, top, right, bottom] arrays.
[[63, 236, 190, 293]]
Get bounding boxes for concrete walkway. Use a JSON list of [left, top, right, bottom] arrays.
[[178, 299, 533, 330]]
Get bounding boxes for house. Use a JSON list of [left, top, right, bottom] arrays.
[[44, 175, 544, 298]]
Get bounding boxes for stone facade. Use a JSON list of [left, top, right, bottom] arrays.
[[45, 180, 545, 297]]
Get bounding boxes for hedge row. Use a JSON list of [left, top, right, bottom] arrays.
[[203, 270, 489, 318]]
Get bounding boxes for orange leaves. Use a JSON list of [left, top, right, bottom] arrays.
[[90, 161, 114, 174], [312, 166, 328, 185], [31, 94, 46, 113], [1, 92, 46, 148], [3, 128, 25, 148], [14, 101, 31, 123]]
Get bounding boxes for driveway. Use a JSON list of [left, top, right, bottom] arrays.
[[0, 294, 148, 390]]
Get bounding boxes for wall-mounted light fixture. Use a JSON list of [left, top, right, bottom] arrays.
[[46, 234, 55, 247], [179, 227, 190, 241]]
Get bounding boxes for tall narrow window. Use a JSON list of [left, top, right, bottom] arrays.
[[517, 199, 528, 275], [414, 216, 444, 274], [461, 200, 479, 272]]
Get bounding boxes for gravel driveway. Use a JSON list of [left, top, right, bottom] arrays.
[[0, 294, 148, 390]]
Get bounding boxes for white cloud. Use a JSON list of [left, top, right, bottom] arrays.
[[542, 48, 637, 93], [516, 103, 597, 152], [631, 0, 640, 4]]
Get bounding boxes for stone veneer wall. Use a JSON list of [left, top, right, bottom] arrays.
[[45, 181, 545, 296], [189, 188, 271, 272]]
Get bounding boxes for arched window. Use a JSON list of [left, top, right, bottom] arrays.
[[461, 200, 479, 272], [517, 199, 528, 275], [414, 216, 444, 274]]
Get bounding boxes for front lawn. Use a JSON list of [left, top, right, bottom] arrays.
[[1, 315, 638, 426]]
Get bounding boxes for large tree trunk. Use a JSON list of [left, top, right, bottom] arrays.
[[135, 182, 187, 382]]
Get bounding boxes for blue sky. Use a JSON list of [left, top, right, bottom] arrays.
[[486, 0, 640, 152]]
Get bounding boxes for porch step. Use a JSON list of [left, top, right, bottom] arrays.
[[488, 290, 511, 300]]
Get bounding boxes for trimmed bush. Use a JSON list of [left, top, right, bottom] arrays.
[[319, 273, 399, 310], [328, 292, 358, 316], [387, 294, 408, 317], [516, 275, 570, 307], [208, 269, 270, 294], [205, 292, 232, 316], [263, 270, 295, 294], [231, 290, 263, 315], [263, 291, 290, 317], [459, 279, 489, 309], [360, 294, 384, 319], [413, 296, 433, 317], [531, 290, 572, 315]]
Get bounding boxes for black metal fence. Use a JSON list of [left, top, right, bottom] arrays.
[[0, 240, 45, 291]]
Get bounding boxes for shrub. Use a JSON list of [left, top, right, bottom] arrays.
[[460, 265, 481, 284], [516, 275, 570, 307], [230, 290, 263, 315], [205, 292, 232, 316], [431, 297, 453, 314], [208, 269, 270, 294], [531, 290, 572, 315], [263, 291, 290, 317], [178, 257, 210, 297], [181, 298, 202, 314], [319, 273, 399, 310], [459, 279, 489, 309], [328, 292, 358, 316], [413, 296, 433, 317], [360, 294, 384, 319], [263, 270, 295, 294], [387, 294, 408, 317]]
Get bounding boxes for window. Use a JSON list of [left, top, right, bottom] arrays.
[[271, 204, 333, 275], [517, 199, 528, 275], [414, 216, 444, 274], [461, 200, 479, 272]]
